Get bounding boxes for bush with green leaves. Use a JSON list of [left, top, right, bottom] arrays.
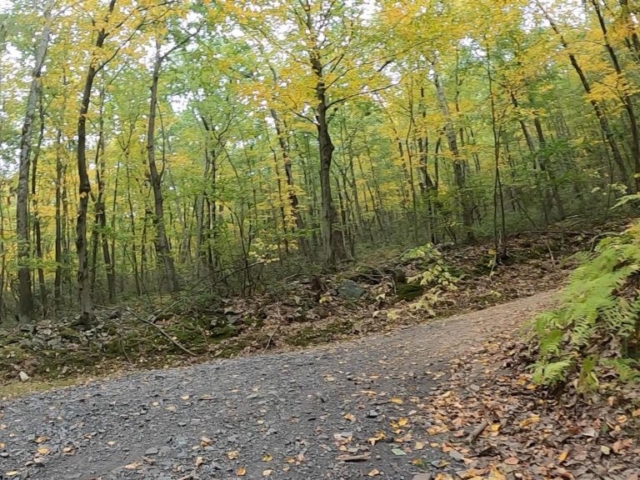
[[530, 221, 640, 390], [402, 243, 458, 291]]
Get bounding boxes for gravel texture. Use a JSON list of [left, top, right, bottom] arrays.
[[0, 292, 554, 480]]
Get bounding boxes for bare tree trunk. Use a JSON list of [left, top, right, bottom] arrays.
[[75, 0, 117, 327], [32, 94, 47, 316], [433, 67, 475, 241], [16, 0, 53, 322], [270, 109, 307, 253], [146, 42, 179, 292], [55, 128, 64, 309], [312, 60, 347, 267]]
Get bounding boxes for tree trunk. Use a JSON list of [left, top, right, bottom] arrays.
[[310, 55, 347, 267], [15, 0, 53, 322], [147, 46, 179, 292], [537, 1, 630, 188], [270, 109, 307, 253], [75, 0, 117, 327], [433, 68, 475, 241], [591, 0, 640, 192], [54, 128, 64, 309]]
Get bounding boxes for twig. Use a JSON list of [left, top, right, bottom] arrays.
[[126, 307, 197, 357], [545, 241, 557, 270], [120, 336, 133, 364], [263, 326, 279, 352], [466, 419, 489, 444]]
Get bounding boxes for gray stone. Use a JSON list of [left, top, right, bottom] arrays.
[[337, 280, 366, 300]]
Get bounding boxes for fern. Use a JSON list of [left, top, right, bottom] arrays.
[[529, 220, 640, 390]]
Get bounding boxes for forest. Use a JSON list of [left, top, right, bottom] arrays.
[[0, 0, 639, 324], [2, 2, 640, 478]]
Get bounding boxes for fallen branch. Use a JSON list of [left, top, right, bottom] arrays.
[[336, 453, 371, 462], [466, 419, 489, 444], [263, 326, 279, 352], [126, 307, 197, 357]]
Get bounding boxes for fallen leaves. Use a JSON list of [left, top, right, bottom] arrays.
[[343, 412, 356, 422], [518, 414, 540, 428], [36, 446, 50, 455], [236, 466, 246, 476], [368, 431, 385, 445], [388, 334, 640, 480], [226, 450, 240, 460], [200, 436, 213, 447]]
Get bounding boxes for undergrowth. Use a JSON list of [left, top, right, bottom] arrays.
[[530, 220, 640, 391]]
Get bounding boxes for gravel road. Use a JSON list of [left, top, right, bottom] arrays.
[[0, 292, 554, 480]]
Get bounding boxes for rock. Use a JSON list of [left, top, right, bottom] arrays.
[[145, 447, 159, 455], [413, 474, 433, 480], [20, 323, 36, 334], [366, 410, 379, 418], [19, 371, 30, 382], [337, 280, 366, 300], [60, 327, 82, 342], [395, 283, 424, 301]]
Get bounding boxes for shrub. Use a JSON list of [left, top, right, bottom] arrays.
[[529, 221, 640, 390]]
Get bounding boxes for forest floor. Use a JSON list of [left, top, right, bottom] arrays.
[[0, 290, 638, 479], [0, 227, 592, 394], [0, 223, 639, 479]]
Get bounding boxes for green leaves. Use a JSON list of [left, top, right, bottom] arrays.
[[529, 221, 640, 390]]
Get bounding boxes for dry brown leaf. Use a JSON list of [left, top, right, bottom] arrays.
[[125, 462, 140, 470], [434, 474, 454, 480], [262, 453, 272, 462], [237, 466, 247, 476], [503, 457, 519, 465], [200, 436, 213, 447], [368, 431, 385, 445], [390, 397, 404, 405], [414, 441, 425, 450], [36, 447, 50, 455], [519, 415, 540, 428], [488, 466, 506, 480], [195, 456, 204, 468], [263, 470, 273, 477], [343, 413, 356, 422], [227, 450, 240, 460], [368, 468, 381, 477], [558, 450, 569, 463], [35, 436, 49, 444]]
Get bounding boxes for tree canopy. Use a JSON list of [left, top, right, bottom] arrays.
[[1, 0, 639, 321]]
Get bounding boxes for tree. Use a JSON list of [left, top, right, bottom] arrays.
[[15, 0, 54, 322]]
